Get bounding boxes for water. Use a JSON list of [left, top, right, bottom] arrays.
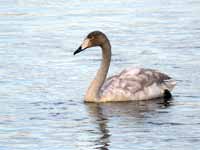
[[0, 0, 200, 149]]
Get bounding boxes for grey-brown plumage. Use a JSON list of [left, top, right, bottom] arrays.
[[100, 68, 176, 101]]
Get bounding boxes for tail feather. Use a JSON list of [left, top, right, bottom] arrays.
[[163, 79, 176, 91]]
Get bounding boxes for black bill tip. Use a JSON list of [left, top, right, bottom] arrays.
[[73, 46, 83, 55]]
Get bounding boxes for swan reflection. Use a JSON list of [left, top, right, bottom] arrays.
[[86, 98, 172, 149]]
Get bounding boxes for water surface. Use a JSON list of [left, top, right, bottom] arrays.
[[0, 0, 200, 150]]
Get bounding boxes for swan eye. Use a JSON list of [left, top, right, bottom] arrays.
[[88, 36, 95, 40]]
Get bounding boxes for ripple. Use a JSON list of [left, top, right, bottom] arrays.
[[147, 122, 185, 126]]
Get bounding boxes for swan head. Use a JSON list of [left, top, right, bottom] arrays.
[[74, 31, 107, 55]]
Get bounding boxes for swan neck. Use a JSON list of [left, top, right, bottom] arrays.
[[85, 40, 111, 101]]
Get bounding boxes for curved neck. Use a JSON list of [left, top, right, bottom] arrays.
[[85, 40, 111, 101]]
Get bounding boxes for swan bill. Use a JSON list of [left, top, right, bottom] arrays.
[[74, 38, 92, 55], [74, 46, 85, 55]]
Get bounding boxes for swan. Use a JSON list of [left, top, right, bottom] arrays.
[[74, 31, 176, 102]]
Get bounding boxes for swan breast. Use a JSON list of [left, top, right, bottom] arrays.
[[100, 68, 176, 101]]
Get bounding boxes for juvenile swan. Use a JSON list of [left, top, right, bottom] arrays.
[[74, 31, 176, 102]]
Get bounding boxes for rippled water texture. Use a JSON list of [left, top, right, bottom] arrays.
[[0, 0, 200, 150]]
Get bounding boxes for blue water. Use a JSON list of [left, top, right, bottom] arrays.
[[0, 0, 200, 150]]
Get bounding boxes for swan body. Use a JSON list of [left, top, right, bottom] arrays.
[[74, 31, 176, 102], [100, 68, 176, 102]]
